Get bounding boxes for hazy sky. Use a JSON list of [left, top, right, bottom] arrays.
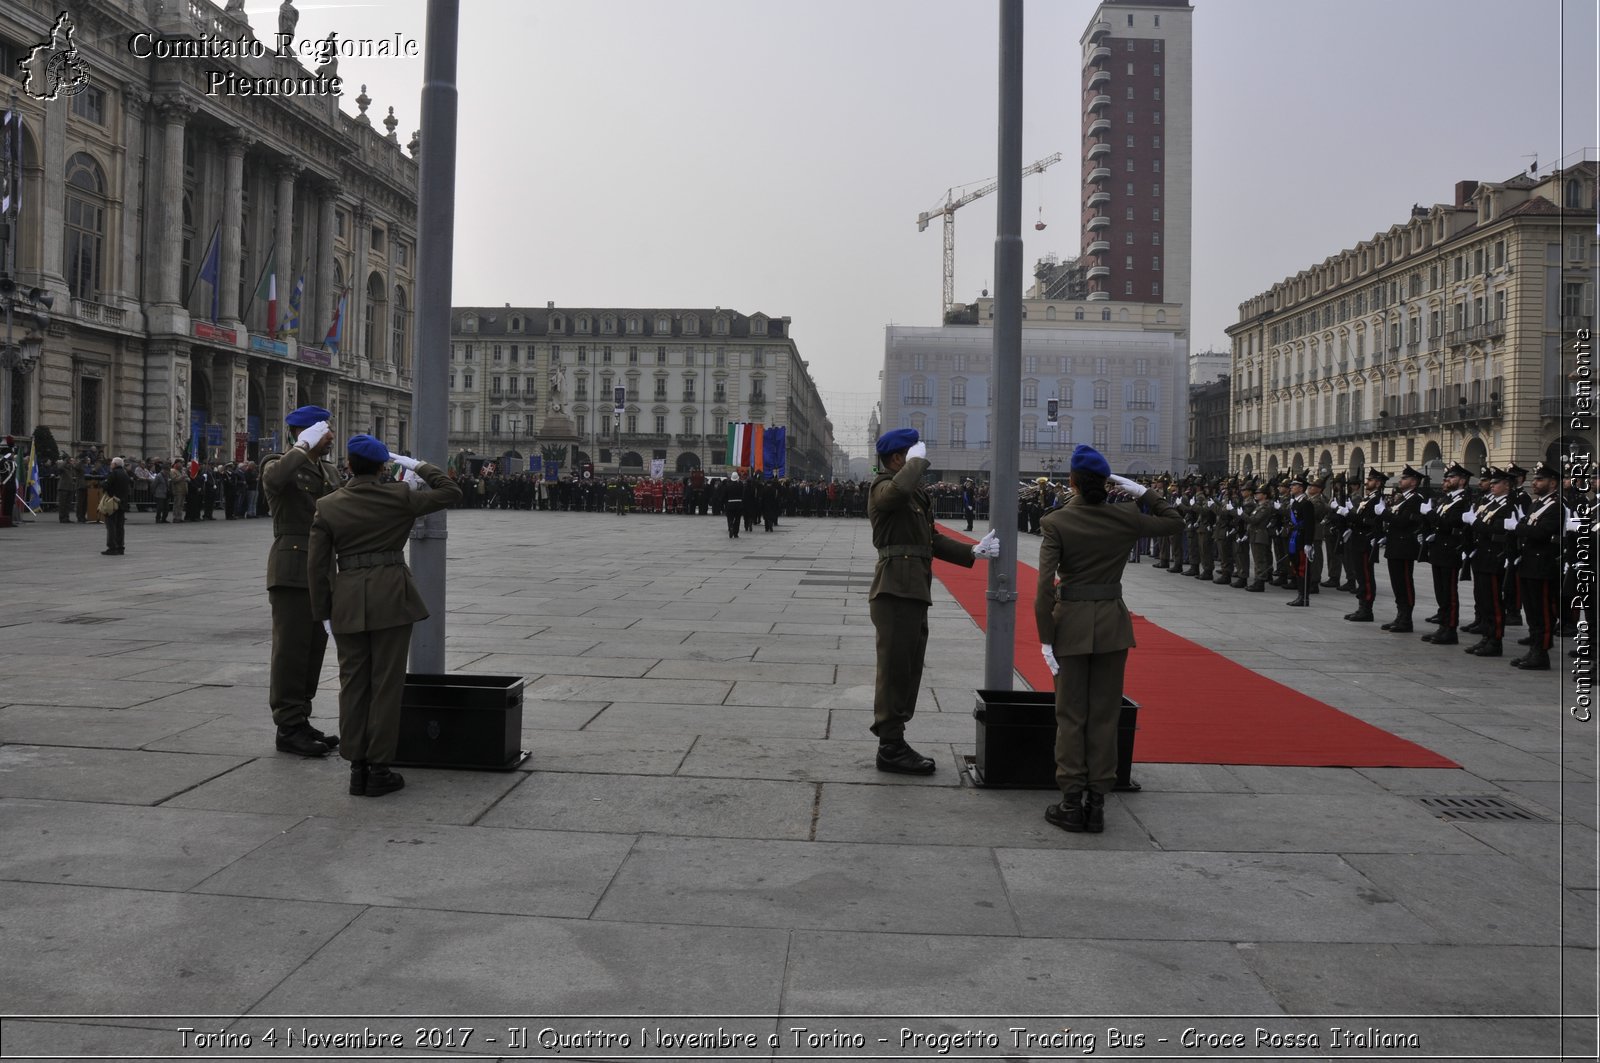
[[255, 0, 1595, 452]]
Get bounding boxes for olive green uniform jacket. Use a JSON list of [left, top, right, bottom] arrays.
[[307, 464, 463, 634], [867, 456, 975, 601], [262, 447, 339, 588]]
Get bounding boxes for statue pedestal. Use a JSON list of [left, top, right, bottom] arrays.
[[537, 414, 580, 475]]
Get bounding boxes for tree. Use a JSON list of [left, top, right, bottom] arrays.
[[540, 443, 568, 472], [31, 425, 61, 465]]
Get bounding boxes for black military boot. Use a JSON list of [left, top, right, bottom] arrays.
[[275, 723, 331, 758], [1198, 567, 1213, 581], [1083, 791, 1106, 833], [1320, 578, 1341, 588], [1230, 577, 1248, 589], [364, 764, 406, 796], [1421, 628, 1458, 645], [1338, 581, 1356, 592], [1286, 593, 1309, 607], [1152, 560, 1168, 570], [1045, 791, 1086, 833], [1345, 603, 1374, 622], [1470, 638, 1503, 658], [1382, 613, 1414, 633], [1170, 563, 1189, 576], [1516, 635, 1535, 646], [348, 760, 369, 796], [1184, 563, 1200, 577], [1461, 620, 1487, 635], [1246, 581, 1265, 592], [304, 724, 340, 752], [1424, 613, 1442, 625], [1511, 647, 1551, 670], [1213, 573, 1231, 585], [876, 739, 936, 775]]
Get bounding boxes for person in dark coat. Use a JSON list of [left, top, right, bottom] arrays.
[[1284, 473, 1318, 606], [1034, 445, 1181, 833], [1510, 462, 1564, 671], [867, 428, 999, 774], [101, 457, 132, 555], [1380, 465, 1427, 632]]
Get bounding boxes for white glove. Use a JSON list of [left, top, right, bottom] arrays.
[[1375, 500, 1387, 515], [906, 441, 927, 461], [1226, 502, 1235, 512], [1421, 501, 1434, 515], [403, 469, 423, 490], [296, 421, 331, 450], [1108, 473, 1146, 498], [1306, 545, 1316, 561], [1504, 513, 1519, 529], [391, 454, 421, 472], [321, 619, 333, 636], [1461, 509, 1477, 526], [1272, 500, 1281, 510], [1041, 644, 1059, 677], [1567, 513, 1582, 533], [972, 529, 1000, 559]]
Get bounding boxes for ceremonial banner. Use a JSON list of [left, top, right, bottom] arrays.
[[762, 426, 787, 477], [650, 458, 665, 480], [726, 422, 766, 472]]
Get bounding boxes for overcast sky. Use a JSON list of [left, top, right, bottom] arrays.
[[258, 0, 1595, 453]]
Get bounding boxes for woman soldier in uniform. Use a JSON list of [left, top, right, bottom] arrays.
[[1034, 445, 1182, 833]]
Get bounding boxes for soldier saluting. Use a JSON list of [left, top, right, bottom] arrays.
[[261, 405, 341, 757]]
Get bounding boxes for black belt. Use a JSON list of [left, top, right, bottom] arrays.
[[337, 550, 406, 572], [878, 545, 933, 560], [1058, 583, 1122, 601]]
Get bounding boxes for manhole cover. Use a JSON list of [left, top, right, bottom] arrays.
[[1416, 795, 1547, 822], [57, 616, 120, 625]]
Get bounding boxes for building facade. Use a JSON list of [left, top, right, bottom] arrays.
[[882, 296, 1187, 480], [0, 1, 417, 463], [447, 305, 833, 480], [1078, 0, 1192, 312], [1187, 376, 1229, 477], [1226, 158, 1597, 482]]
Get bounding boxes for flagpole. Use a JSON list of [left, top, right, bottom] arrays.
[[242, 240, 275, 320], [182, 220, 221, 310]]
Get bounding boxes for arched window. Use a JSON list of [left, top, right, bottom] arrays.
[[180, 192, 196, 302], [364, 271, 386, 360], [65, 152, 107, 298], [391, 286, 409, 365], [1045, 306, 1057, 320], [714, 316, 729, 335], [656, 315, 671, 333]]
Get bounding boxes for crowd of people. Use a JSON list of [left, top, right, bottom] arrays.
[[45, 453, 265, 524]]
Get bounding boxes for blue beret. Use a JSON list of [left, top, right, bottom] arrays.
[[285, 404, 331, 428], [346, 434, 390, 464], [1070, 444, 1110, 477], [876, 428, 919, 456]]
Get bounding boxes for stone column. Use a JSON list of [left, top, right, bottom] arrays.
[[118, 88, 150, 306], [141, 342, 192, 462], [154, 97, 196, 309], [38, 77, 69, 287], [315, 180, 339, 347], [219, 134, 251, 325], [351, 203, 372, 362], [225, 355, 250, 461], [273, 162, 299, 336]]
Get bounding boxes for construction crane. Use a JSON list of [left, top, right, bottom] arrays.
[[917, 152, 1062, 317]]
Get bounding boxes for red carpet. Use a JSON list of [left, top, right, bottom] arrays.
[[933, 524, 1457, 769]]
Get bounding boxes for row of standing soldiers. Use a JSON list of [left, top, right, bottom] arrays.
[[1146, 461, 1592, 671]]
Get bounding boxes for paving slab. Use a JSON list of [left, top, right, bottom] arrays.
[[814, 782, 1154, 849], [0, 704, 221, 749], [1341, 852, 1573, 947], [593, 835, 1017, 935], [583, 702, 829, 739], [482, 771, 817, 839], [0, 798, 302, 891], [0, 880, 359, 1013], [1452, 819, 1600, 890], [724, 680, 880, 709], [0, 675, 200, 709], [514, 728, 696, 775], [678, 735, 962, 786], [525, 674, 731, 704], [782, 930, 1283, 1014], [453, 652, 654, 678], [192, 818, 635, 918], [0, 744, 249, 805], [252, 905, 789, 1016], [999, 849, 1436, 942], [161, 755, 527, 825], [1128, 791, 1495, 853], [120, 683, 277, 716]]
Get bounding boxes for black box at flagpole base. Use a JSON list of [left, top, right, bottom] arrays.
[[968, 689, 1140, 790], [394, 673, 529, 771]]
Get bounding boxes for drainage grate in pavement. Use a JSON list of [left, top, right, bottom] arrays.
[[1416, 795, 1547, 822], [56, 615, 121, 625]]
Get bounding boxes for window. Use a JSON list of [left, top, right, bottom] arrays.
[[601, 315, 616, 334], [683, 316, 698, 334], [713, 380, 726, 403], [1153, 39, 1161, 52], [491, 414, 501, 434], [79, 375, 101, 441], [463, 372, 473, 388], [1094, 384, 1109, 408], [1495, 290, 1506, 320], [952, 380, 966, 405], [370, 227, 385, 253], [683, 412, 696, 435], [577, 346, 587, 363], [602, 345, 613, 364], [626, 413, 638, 434], [575, 379, 587, 400], [508, 377, 518, 395], [493, 344, 503, 361], [1023, 381, 1037, 407], [1126, 62, 1134, 75], [1024, 355, 1038, 373], [913, 353, 926, 370], [1153, 159, 1160, 173], [657, 346, 667, 364], [1152, 256, 1160, 271], [654, 379, 667, 400], [1153, 111, 1161, 124], [1126, 134, 1135, 147], [716, 348, 727, 367], [1568, 234, 1588, 261], [1152, 207, 1160, 221], [1153, 63, 1161, 76], [1074, 308, 1085, 320], [1151, 233, 1160, 246], [629, 346, 638, 364], [950, 420, 965, 449], [1093, 422, 1109, 448], [1152, 183, 1160, 196], [714, 317, 728, 335], [1022, 422, 1037, 447], [1134, 358, 1149, 375], [683, 377, 695, 400], [1153, 88, 1161, 101], [654, 415, 666, 434], [391, 286, 408, 364], [626, 316, 640, 334], [577, 414, 586, 435], [1125, 207, 1135, 220], [1126, 255, 1134, 268], [64, 153, 106, 298], [750, 382, 766, 403], [1126, 86, 1135, 100], [1126, 110, 1135, 123], [754, 350, 766, 368], [1126, 157, 1135, 171], [70, 86, 105, 124], [450, 372, 457, 389]]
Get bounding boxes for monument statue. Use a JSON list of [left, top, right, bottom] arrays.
[[548, 361, 567, 415], [315, 33, 338, 80], [278, 1, 299, 50]]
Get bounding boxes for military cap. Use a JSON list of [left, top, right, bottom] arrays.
[[1505, 462, 1528, 479], [347, 434, 390, 464], [1444, 462, 1472, 480], [1531, 461, 1558, 480], [1478, 466, 1493, 480], [1399, 464, 1424, 481], [1365, 468, 1389, 483], [1070, 444, 1110, 477], [1487, 466, 1512, 483], [875, 428, 918, 455], [1288, 473, 1309, 488], [1309, 476, 1327, 490], [285, 404, 332, 428]]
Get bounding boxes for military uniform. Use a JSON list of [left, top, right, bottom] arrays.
[[56, 461, 79, 522], [1284, 478, 1317, 605], [1245, 491, 1274, 592], [1466, 470, 1517, 657], [1210, 489, 1234, 584], [867, 440, 978, 771], [1380, 467, 1426, 632], [1420, 465, 1473, 645], [1511, 465, 1564, 670], [262, 412, 342, 755], [1344, 472, 1386, 622], [308, 443, 462, 793]]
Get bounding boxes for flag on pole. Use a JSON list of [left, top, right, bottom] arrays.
[[194, 222, 221, 322], [26, 446, 41, 509], [761, 426, 787, 477], [282, 273, 304, 335], [0, 109, 21, 217], [324, 289, 347, 352], [726, 422, 766, 473], [248, 246, 276, 334]]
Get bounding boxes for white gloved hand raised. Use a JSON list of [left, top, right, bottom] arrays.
[[403, 469, 423, 490], [1041, 643, 1059, 677], [972, 529, 1000, 559], [1460, 509, 1478, 526], [1108, 473, 1147, 498], [391, 454, 421, 472], [296, 421, 331, 450], [906, 441, 928, 461], [1421, 501, 1434, 515]]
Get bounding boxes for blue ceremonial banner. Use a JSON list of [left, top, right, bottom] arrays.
[[762, 425, 787, 477], [528, 457, 542, 472], [544, 465, 558, 482]]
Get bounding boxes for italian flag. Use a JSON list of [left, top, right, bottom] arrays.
[[256, 270, 277, 336], [727, 422, 764, 473]]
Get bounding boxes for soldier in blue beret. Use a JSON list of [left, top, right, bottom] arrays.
[[868, 428, 999, 774]]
